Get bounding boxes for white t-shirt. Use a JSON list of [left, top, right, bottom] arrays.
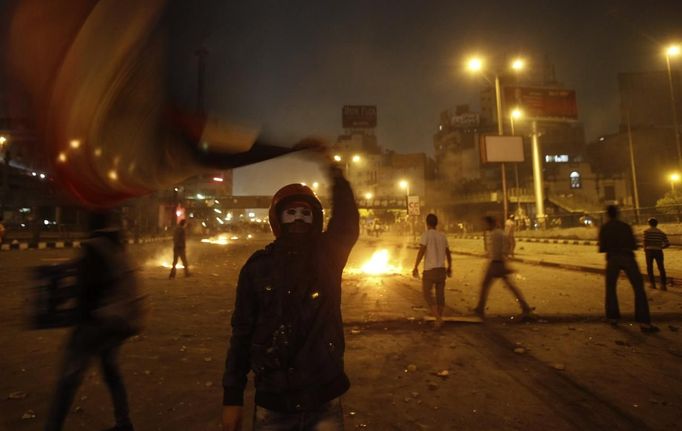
[[419, 229, 449, 271]]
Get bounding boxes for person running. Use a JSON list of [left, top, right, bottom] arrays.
[[222, 150, 359, 431], [169, 219, 189, 278], [473, 216, 533, 320], [643, 217, 670, 291], [412, 213, 452, 328], [598, 205, 658, 332]]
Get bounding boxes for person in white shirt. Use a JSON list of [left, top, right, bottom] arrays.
[[412, 214, 452, 328], [474, 216, 532, 320], [504, 215, 516, 257]]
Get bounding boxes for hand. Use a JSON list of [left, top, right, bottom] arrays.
[[446, 267, 452, 278], [412, 268, 419, 279], [222, 405, 243, 431]]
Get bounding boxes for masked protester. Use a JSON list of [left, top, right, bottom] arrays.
[[222, 157, 359, 431]]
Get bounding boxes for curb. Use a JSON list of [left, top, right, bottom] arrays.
[[0, 236, 171, 252], [451, 234, 597, 247]]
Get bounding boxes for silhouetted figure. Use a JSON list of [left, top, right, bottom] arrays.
[[598, 205, 658, 333], [222, 154, 359, 431], [169, 219, 190, 278], [412, 213, 452, 328], [504, 214, 516, 257], [474, 216, 533, 320], [45, 211, 144, 431], [643, 217, 670, 290]]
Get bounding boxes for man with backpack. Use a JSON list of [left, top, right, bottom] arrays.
[[45, 211, 144, 431]]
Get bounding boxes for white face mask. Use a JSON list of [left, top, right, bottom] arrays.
[[281, 206, 313, 224]]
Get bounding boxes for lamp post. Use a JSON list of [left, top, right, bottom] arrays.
[[467, 55, 526, 220], [670, 172, 680, 193], [510, 108, 524, 214], [399, 179, 414, 241], [665, 44, 681, 167]]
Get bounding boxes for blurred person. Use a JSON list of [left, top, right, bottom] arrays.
[[643, 217, 670, 291], [473, 216, 533, 320], [504, 214, 516, 257], [222, 151, 359, 431], [598, 205, 658, 333], [412, 213, 452, 329], [45, 211, 144, 431], [169, 219, 190, 279]]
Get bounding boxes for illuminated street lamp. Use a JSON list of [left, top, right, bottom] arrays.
[[665, 43, 681, 167], [670, 172, 681, 192], [352, 154, 361, 163], [333, 154, 342, 162], [364, 192, 373, 200], [398, 179, 410, 197], [509, 107, 524, 214], [466, 55, 527, 220]]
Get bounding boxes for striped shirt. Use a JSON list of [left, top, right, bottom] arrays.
[[643, 227, 670, 250]]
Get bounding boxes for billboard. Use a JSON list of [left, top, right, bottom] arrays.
[[480, 135, 524, 163], [407, 195, 420, 215], [504, 87, 578, 119], [450, 112, 480, 128], [342, 105, 377, 128]]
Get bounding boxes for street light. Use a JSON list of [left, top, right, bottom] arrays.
[[466, 55, 527, 220], [333, 154, 342, 162], [664, 43, 681, 167], [352, 154, 361, 163], [509, 107, 525, 214], [364, 192, 373, 200], [670, 172, 681, 192], [398, 179, 410, 196]]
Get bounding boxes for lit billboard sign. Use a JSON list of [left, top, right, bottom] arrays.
[[504, 87, 578, 119], [342, 105, 377, 128]]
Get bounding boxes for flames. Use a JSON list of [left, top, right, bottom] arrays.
[[348, 249, 402, 276], [201, 234, 231, 245]]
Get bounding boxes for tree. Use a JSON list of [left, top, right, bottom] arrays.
[[656, 191, 682, 220]]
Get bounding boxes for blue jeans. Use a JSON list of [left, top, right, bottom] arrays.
[[254, 398, 344, 431]]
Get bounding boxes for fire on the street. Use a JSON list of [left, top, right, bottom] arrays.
[[347, 249, 402, 276], [201, 234, 231, 245]]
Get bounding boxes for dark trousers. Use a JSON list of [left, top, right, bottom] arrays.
[[605, 255, 651, 324], [45, 327, 131, 431], [645, 249, 667, 289], [170, 247, 189, 277], [422, 268, 446, 307], [253, 398, 344, 431], [476, 261, 530, 314]]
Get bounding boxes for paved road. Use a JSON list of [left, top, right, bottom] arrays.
[[1, 238, 681, 430]]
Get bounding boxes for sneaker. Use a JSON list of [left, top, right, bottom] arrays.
[[640, 324, 660, 333]]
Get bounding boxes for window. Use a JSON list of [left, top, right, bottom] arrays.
[[545, 154, 569, 163], [570, 171, 581, 189]]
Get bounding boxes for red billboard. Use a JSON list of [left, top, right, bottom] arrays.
[[504, 87, 578, 119], [342, 105, 377, 128]]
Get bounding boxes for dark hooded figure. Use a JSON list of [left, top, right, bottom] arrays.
[[222, 158, 359, 431], [45, 211, 141, 431]]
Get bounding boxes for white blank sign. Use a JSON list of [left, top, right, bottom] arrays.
[[481, 135, 524, 163]]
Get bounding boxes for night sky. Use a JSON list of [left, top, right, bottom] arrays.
[[3, 0, 682, 195]]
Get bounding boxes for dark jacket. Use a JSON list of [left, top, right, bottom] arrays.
[[598, 219, 637, 259], [222, 173, 359, 412]]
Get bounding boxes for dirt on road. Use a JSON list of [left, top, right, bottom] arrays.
[[1, 238, 681, 430]]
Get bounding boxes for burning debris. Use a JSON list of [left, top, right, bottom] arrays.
[[347, 249, 403, 276]]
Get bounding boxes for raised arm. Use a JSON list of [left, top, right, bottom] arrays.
[[325, 164, 360, 254]]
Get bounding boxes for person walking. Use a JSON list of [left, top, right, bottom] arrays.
[[45, 211, 143, 431], [412, 213, 452, 328], [169, 219, 189, 278], [221, 150, 359, 431], [473, 216, 533, 320], [643, 217, 670, 291], [598, 205, 659, 332], [504, 214, 516, 257]]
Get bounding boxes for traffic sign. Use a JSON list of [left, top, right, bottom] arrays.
[[407, 195, 420, 216]]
